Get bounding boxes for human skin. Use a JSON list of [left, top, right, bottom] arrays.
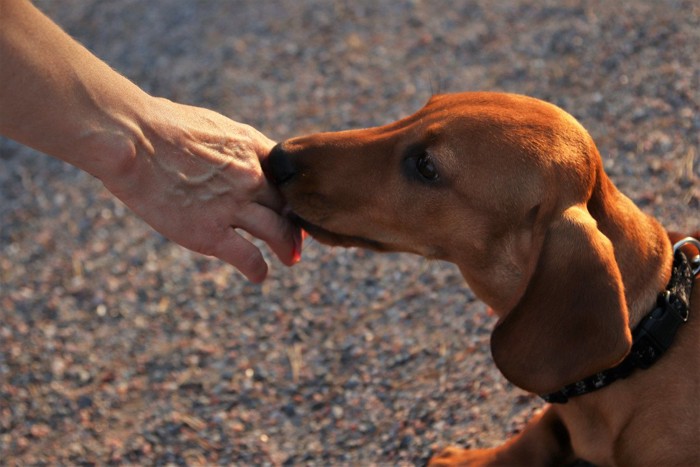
[[0, 0, 302, 282]]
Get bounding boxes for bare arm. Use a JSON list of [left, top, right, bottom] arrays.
[[0, 0, 301, 282]]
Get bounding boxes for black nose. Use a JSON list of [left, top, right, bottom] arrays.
[[267, 143, 297, 185]]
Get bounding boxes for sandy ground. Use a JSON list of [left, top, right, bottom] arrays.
[[1, 1, 698, 465]]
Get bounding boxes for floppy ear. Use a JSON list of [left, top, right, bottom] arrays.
[[491, 205, 632, 394]]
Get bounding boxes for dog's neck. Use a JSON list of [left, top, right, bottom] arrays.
[[588, 172, 673, 328]]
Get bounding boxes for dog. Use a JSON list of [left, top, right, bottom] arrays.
[[267, 92, 699, 466]]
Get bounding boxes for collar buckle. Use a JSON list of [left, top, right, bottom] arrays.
[[673, 237, 700, 276]]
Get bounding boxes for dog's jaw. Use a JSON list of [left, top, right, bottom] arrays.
[[289, 212, 390, 252]]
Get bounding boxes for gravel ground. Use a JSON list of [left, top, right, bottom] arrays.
[[1, 1, 698, 465]]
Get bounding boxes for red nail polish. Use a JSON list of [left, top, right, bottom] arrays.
[[292, 229, 306, 263]]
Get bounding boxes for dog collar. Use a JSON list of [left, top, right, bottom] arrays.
[[541, 237, 698, 404]]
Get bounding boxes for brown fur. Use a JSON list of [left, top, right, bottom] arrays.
[[268, 92, 699, 466]]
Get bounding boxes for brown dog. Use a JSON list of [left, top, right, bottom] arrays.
[[267, 92, 699, 466]]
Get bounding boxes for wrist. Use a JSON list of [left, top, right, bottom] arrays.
[[66, 88, 155, 183], [0, 0, 153, 181]]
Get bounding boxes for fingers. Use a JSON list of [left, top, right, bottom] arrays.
[[211, 204, 301, 282], [213, 229, 269, 283], [185, 117, 299, 280], [237, 204, 302, 267], [253, 179, 287, 213], [249, 137, 284, 211]]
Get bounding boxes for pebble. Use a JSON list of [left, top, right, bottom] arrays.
[[1, 0, 698, 465]]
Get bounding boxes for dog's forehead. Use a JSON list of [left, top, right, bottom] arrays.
[[416, 93, 589, 161], [420, 92, 571, 130], [356, 93, 567, 151]]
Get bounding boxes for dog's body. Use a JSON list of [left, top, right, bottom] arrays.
[[268, 93, 699, 466]]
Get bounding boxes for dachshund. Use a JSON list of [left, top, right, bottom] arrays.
[[268, 92, 699, 466]]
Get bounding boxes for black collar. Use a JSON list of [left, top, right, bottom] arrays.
[[541, 240, 697, 404]]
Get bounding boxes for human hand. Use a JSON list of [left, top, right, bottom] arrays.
[[96, 97, 302, 282], [0, 0, 301, 282]]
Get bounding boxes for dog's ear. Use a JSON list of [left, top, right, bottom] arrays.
[[491, 205, 632, 394]]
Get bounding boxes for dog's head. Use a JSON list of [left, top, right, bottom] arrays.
[[268, 92, 632, 394]]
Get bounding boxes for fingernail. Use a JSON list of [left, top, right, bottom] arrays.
[[291, 228, 306, 264]]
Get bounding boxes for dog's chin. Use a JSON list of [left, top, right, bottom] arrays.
[[289, 213, 388, 251]]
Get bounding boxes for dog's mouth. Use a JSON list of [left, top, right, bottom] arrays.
[[289, 213, 388, 251]]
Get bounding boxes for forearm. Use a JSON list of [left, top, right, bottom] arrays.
[[0, 0, 150, 178], [0, 1, 300, 279]]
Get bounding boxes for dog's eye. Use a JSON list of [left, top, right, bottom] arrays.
[[416, 153, 439, 181]]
